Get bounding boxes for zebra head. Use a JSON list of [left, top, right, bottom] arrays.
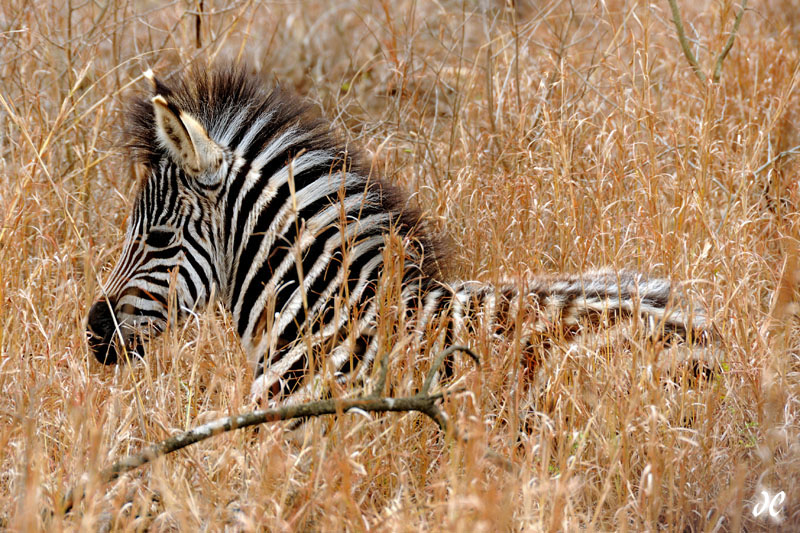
[[87, 70, 228, 365]]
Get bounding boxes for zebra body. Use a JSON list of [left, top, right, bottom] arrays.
[[87, 66, 702, 405]]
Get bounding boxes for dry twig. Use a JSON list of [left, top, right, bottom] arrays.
[[59, 344, 482, 516], [667, 0, 748, 84], [60, 393, 452, 515], [712, 0, 747, 83]]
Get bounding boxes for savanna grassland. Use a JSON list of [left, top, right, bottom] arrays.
[[2, 0, 800, 530]]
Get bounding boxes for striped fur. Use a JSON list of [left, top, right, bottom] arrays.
[[86, 65, 704, 406]]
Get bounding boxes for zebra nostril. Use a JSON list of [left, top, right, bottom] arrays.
[[87, 299, 115, 336], [87, 300, 119, 365]]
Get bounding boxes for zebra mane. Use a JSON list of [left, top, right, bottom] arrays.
[[125, 65, 337, 166], [123, 63, 448, 280]]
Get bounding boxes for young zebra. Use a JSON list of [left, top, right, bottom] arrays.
[[87, 65, 705, 406]]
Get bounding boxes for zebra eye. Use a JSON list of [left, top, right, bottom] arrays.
[[145, 229, 175, 248]]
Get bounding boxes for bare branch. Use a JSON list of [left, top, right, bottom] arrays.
[[59, 392, 457, 516], [754, 144, 800, 177], [55, 341, 487, 517], [370, 335, 414, 398], [420, 345, 481, 396], [370, 349, 391, 398], [667, 0, 707, 84], [667, 0, 748, 85], [712, 0, 747, 83]]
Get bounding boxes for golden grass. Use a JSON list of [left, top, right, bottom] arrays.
[[1, 0, 800, 530]]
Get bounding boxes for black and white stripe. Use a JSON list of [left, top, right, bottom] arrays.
[[86, 65, 705, 404]]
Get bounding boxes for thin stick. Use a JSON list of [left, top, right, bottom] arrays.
[[59, 393, 451, 515], [712, 0, 747, 83], [667, 0, 748, 85], [667, 0, 707, 84], [370, 334, 413, 398], [753, 144, 800, 177], [420, 345, 481, 396], [371, 349, 391, 398]]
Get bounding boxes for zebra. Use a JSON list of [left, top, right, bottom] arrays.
[[86, 65, 705, 406]]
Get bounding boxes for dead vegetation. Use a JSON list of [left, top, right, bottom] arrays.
[[1, 0, 800, 530]]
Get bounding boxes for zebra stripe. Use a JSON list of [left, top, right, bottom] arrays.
[[86, 65, 706, 402]]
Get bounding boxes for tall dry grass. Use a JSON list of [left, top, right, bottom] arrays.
[[1, 0, 799, 530]]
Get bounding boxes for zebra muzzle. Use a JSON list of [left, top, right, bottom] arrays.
[[86, 300, 146, 365]]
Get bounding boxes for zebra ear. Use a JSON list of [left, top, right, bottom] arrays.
[[151, 94, 224, 179]]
